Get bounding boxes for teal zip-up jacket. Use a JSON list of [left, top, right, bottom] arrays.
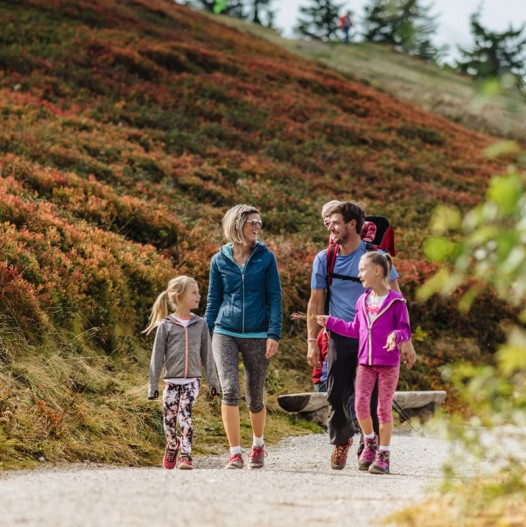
[[205, 242, 282, 341]]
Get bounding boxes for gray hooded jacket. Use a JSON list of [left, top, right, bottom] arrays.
[[148, 314, 220, 398]]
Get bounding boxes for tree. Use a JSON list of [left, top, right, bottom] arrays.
[[456, 14, 526, 91], [295, 0, 343, 41], [362, 0, 445, 61], [415, 141, 526, 525]]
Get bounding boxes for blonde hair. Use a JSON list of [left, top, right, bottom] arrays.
[[222, 204, 259, 245], [142, 275, 197, 335], [321, 200, 340, 218], [361, 252, 393, 281]]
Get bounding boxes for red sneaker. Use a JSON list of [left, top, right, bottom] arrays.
[[225, 452, 244, 469], [163, 440, 180, 470], [248, 445, 267, 469], [178, 455, 193, 470]]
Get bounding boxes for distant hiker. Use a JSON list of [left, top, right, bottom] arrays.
[[205, 204, 282, 470], [316, 251, 412, 474], [144, 275, 220, 471], [339, 10, 353, 44], [306, 201, 415, 471]]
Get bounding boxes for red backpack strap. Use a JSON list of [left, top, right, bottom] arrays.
[[379, 227, 396, 256], [326, 243, 339, 286]]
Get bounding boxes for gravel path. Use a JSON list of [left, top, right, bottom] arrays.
[[0, 430, 449, 527]]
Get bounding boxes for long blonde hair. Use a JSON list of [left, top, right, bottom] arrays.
[[142, 276, 197, 335]]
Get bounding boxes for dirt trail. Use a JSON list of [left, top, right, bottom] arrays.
[[0, 431, 449, 527]]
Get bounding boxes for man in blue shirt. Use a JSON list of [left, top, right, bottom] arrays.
[[306, 201, 416, 470]]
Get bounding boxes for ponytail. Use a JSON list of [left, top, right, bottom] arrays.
[[142, 290, 171, 335]]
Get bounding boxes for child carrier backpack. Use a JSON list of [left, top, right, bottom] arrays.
[[324, 215, 395, 314]]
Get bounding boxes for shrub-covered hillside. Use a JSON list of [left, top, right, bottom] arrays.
[[0, 0, 517, 467]]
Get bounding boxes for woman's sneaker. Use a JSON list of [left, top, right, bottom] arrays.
[[178, 455, 193, 470], [248, 445, 267, 469], [369, 450, 390, 474], [225, 452, 244, 469], [358, 435, 378, 471], [163, 440, 180, 470], [330, 438, 352, 470]]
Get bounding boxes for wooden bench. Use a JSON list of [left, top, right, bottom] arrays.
[[277, 390, 447, 427]]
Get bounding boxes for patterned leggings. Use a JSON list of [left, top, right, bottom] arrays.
[[163, 379, 200, 455], [355, 365, 399, 424]]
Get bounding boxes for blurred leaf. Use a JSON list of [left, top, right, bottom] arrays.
[[430, 204, 462, 234], [484, 140, 520, 159], [486, 173, 522, 215], [423, 237, 459, 262]]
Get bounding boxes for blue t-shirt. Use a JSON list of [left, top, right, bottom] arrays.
[[311, 242, 399, 321]]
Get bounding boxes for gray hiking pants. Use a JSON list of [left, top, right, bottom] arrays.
[[212, 333, 269, 413]]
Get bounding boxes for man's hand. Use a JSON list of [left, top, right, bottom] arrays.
[[307, 340, 321, 368], [266, 338, 279, 359], [400, 340, 416, 369]]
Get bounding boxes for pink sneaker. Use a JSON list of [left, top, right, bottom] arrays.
[[369, 449, 390, 474], [358, 435, 378, 471], [248, 445, 267, 469], [163, 440, 180, 470], [178, 455, 193, 470], [225, 452, 244, 469]]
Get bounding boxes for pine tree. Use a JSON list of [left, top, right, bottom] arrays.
[[295, 0, 343, 41], [456, 14, 526, 91], [362, 0, 444, 61]]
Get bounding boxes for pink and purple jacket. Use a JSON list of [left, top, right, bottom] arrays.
[[326, 289, 411, 367]]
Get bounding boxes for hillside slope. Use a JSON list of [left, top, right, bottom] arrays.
[[0, 0, 517, 467], [217, 14, 526, 142]]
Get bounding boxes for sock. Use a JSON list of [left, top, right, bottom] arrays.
[[252, 435, 264, 448], [364, 432, 375, 440], [230, 446, 242, 455], [379, 445, 390, 452]]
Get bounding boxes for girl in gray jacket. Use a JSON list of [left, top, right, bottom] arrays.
[[144, 276, 220, 470]]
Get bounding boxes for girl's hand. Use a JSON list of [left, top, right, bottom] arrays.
[[266, 338, 279, 359], [384, 332, 397, 352], [316, 315, 329, 328]]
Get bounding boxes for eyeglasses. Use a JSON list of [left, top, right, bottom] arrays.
[[246, 219, 263, 229]]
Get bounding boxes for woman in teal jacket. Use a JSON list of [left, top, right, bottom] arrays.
[[205, 204, 282, 470]]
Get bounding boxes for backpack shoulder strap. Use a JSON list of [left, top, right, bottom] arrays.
[[326, 243, 339, 286]]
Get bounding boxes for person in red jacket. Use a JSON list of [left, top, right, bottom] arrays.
[[339, 10, 353, 44]]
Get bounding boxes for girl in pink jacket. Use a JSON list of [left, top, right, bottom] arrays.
[[317, 251, 411, 475]]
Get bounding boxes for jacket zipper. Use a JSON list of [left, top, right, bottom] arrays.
[[184, 325, 189, 377], [240, 248, 257, 334], [366, 297, 404, 366]]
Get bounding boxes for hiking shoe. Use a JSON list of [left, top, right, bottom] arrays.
[[358, 435, 378, 471], [330, 438, 352, 470], [248, 445, 267, 469], [178, 455, 193, 470], [369, 449, 390, 474], [225, 452, 244, 469], [163, 440, 180, 470]]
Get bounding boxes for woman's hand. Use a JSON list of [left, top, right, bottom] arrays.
[[316, 315, 329, 328], [266, 338, 279, 359]]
